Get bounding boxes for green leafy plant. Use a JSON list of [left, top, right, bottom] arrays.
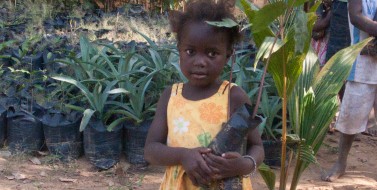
[[218, 48, 281, 141], [238, 0, 318, 188], [0, 40, 16, 52], [0, 64, 4, 78], [51, 36, 130, 131], [259, 90, 282, 140], [107, 71, 157, 127], [221, 49, 265, 99], [238, 0, 372, 189], [287, 39, 372, 190], [41, 79, 78, 113], [0, 37, 48, 112], [52, 35, 172, 131], [105, 28, 184, 126], [51, 76, 128, 131], [13, 36, 43, 58], [161, 0, 188, 11], [6, 67, 47, 111], [101, 42, 161, 126]]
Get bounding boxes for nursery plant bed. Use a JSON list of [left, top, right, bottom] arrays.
[[0, 132, 376, 189]]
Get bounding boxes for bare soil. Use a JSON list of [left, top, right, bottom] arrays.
[[0, 131, 376, 190]]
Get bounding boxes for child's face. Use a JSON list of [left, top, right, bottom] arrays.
[[178, 21, 231, 87]]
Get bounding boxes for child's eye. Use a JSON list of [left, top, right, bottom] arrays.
[[208, 51, 217, 57], [185, 49, 194, 55]]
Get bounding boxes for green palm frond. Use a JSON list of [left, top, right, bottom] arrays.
[[288, 38, 373, 189], [258, 163, 276, 190]]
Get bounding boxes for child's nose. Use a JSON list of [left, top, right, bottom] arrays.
[[193, 55, 207, 67]]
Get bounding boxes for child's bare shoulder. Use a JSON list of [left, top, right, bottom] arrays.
[[154, 85, 174, 116], [230, 85, 248, 98], [160, 85, 173, 102], [230, 85, 251, 108]]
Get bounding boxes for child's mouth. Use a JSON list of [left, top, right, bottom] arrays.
[[191, 73, 207, 79]]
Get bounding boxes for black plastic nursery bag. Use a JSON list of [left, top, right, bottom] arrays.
[[123, 120, 152, 168], [83, 118, 122, 170], [208, 103, 261, 190], [7, 109, 44, 154], [42, 111, 82, 162], [0, 105, 6, 147]]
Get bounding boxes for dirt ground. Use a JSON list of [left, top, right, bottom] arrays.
[[0, 131, 376, 190]]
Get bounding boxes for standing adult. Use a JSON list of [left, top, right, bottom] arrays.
[[322, 0, 377, 182]]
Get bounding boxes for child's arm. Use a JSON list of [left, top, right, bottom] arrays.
[[144, 87, 213, 186], [313, 10, 331, 32], [349, 0, 377, 36], [203, 86, 265, 179]]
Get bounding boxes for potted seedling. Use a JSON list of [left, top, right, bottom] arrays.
[[98, 31, 180, 168], [238, 0, 372, 189], [42, 36, 69, 74], [259, 90, 285, 167], [3, 41, 48, 154], [39, 80, 83, 162], [221, 47, 285, 168], [113, 72, 157, 168], [123, 38, 181, 168], [11, 36, 44, 71], [52, 36, 129, 170], [52, 75, 129, 169], [0, 40, 16, 67]]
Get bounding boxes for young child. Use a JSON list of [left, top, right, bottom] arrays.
[[144, 0, 264, 189], [311, 0, 332, 67]]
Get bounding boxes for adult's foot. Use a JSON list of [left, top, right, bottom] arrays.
[[321, 162, 346, 182], [362, 126, 377, 137]]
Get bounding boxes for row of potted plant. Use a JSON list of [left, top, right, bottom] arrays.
[[0, 17, 286, 173], [0, 30, 189, 170]]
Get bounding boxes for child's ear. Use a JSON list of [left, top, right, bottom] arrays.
[[168, 10, 183, 33], [226, 49, 234, 58]]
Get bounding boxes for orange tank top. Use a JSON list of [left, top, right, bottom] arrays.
[[160, 81, 253, 190]]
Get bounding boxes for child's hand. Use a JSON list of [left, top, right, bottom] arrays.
[[203, 152, 250, 180], [181, 147, 213, 187]]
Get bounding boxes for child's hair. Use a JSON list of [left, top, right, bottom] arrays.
[[169, 0, 242, 49]]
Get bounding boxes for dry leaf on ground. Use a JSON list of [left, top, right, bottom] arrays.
[[59, 177, 77, 183], [5, 176, 15, 180], [29, 157, 41, 165], [12, 172, 27, 180]]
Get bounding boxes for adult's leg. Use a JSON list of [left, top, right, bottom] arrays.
[[322, 133, 355, 181], [363, 97, 377, 136], [322, 82, 375, 182]]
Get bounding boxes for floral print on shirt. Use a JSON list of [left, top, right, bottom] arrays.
[[173, 117, 189, 134], [199, 102, 226, 124]]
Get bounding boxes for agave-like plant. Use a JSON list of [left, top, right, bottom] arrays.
[[259, 89, 282, 140], [51, 76, 129, 131], [55, 36, 100, 81], [106, 28, 185, 126], [51, 36, 133, 131], [106, 69, 158, 127]]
